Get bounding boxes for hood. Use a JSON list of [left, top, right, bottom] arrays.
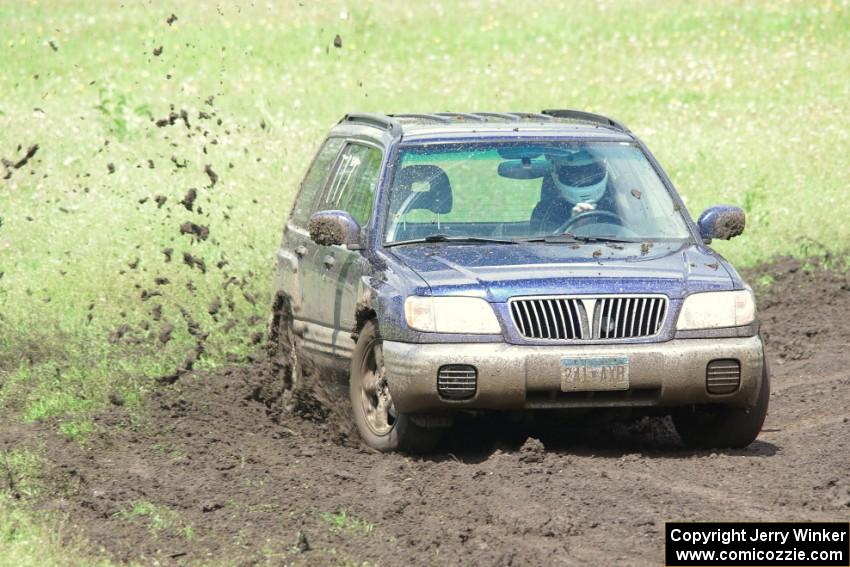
[[387, 241, 737, 302]]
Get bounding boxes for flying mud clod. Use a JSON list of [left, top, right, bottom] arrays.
[[182, 252, 206, 273], [204, 164, 218, 187], [180, 221, 210, 241], [208, 298, 221, 316], [180, 188, 197, 211], [158, 343, 204, 385], [159, 322, 173, 344], [179, 306, 207, 339], [1, 144, 40, 179], [141, 289, 162, 301], [108, 324, 131, 344]]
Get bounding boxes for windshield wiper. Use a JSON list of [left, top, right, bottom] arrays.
[[385, 234, 516, 247], [515, 233, 637, 244]]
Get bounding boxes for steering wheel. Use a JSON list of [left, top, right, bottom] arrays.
[[554, 209, 624, 235]]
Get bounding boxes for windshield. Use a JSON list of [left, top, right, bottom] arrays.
[[383, 141, 691, 244]]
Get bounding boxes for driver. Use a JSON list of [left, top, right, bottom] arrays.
[[530, 149, 614, 234]]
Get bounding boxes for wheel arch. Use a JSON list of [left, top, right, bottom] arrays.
[[351, 286, 379, 341], [268, 289, 295, 347]]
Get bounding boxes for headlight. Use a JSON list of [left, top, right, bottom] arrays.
[[676, 290, 756, 330], [404, 296, 501, 334]]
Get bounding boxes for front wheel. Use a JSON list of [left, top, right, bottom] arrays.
[[350, 320, 441, 453], [673, 363, 770, 449]]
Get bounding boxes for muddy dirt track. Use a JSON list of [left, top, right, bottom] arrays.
[[4, 257, 850, 566]]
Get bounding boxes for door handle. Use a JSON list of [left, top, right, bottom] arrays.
[[294, 245, 307, 258], [323, 255, 335, 269]]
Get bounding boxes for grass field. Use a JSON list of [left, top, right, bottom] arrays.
[[1, 0, 848, 562]]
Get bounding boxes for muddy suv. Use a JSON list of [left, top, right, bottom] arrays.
[[271, 110, 768, 453]]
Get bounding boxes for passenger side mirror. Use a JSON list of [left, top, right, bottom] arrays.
[[308, 210, 362, 248], [697, 205, 746, 242]]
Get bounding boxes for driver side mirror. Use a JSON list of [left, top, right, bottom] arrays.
[[697, 205, 746, 242], [308, 210, 362, 248]]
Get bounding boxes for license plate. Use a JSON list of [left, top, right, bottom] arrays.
[[560, 356, 629, 391]]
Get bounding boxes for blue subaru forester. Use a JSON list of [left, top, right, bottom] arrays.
[[271, 110, 768, 453]]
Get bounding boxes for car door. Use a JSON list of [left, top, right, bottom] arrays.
[[309, 141, 383, 359], [275, 137, 344, 325]]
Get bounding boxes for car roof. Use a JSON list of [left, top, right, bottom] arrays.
[[331, 110, 636, 144]]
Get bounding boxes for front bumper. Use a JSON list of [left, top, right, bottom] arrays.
[[383, 336, 764, 413]]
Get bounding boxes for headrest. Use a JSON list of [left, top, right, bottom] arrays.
[[395, 165, 452, 214]]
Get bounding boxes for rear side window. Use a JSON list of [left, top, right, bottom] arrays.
[[319, 143, 383, 226], [289, 138, 345, 226]]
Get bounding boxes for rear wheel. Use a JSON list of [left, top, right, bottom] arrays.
[[350, 320, 441, 453], [673, 363, 770, 449]]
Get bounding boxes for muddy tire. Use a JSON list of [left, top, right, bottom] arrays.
[[350, 320, 441, 453], [673, 363, 770, 449], [269, 293, 302, 412]]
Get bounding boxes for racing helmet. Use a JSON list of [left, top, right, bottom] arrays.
[[546, 149, 608, 205]]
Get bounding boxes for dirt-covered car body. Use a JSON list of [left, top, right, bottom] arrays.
[[273, 110, 768, 451]]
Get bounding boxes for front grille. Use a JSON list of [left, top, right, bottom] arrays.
[[594, 296, 667, 340], [437, 365, 477, 400], [509, 295, 667, 341], [510, 298, 584, 340], [706, 359, 741, 394]]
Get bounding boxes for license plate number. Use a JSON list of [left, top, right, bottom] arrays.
[[560, 356, 629, 391]]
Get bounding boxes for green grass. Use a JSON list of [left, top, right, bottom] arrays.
[[0, 0, 848, 562], [0, 494, 117, 567], [0, 450, 115, 566], [321, 509, 375, 537], [0, 450, 43, 501], [117, 500, 195, 540]]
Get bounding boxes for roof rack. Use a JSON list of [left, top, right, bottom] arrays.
[[393, 112, 553, 123], [434, 112, 488, 122], [338, 110, 630, 134], [472, 112, 517, 121], [507, 112, 553, 121], [339, 113, 402, 134], [391, 113, 451, 123], [541, 109, 630, 133]]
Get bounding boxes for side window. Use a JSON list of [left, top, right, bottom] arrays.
[[289, 138, 345, 226], [319, 143, 382, 226]]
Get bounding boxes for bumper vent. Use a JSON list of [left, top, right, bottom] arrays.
[[509, 295, 667, 341], [706, 359, 741, 394], [437, 365, 477, 400]]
